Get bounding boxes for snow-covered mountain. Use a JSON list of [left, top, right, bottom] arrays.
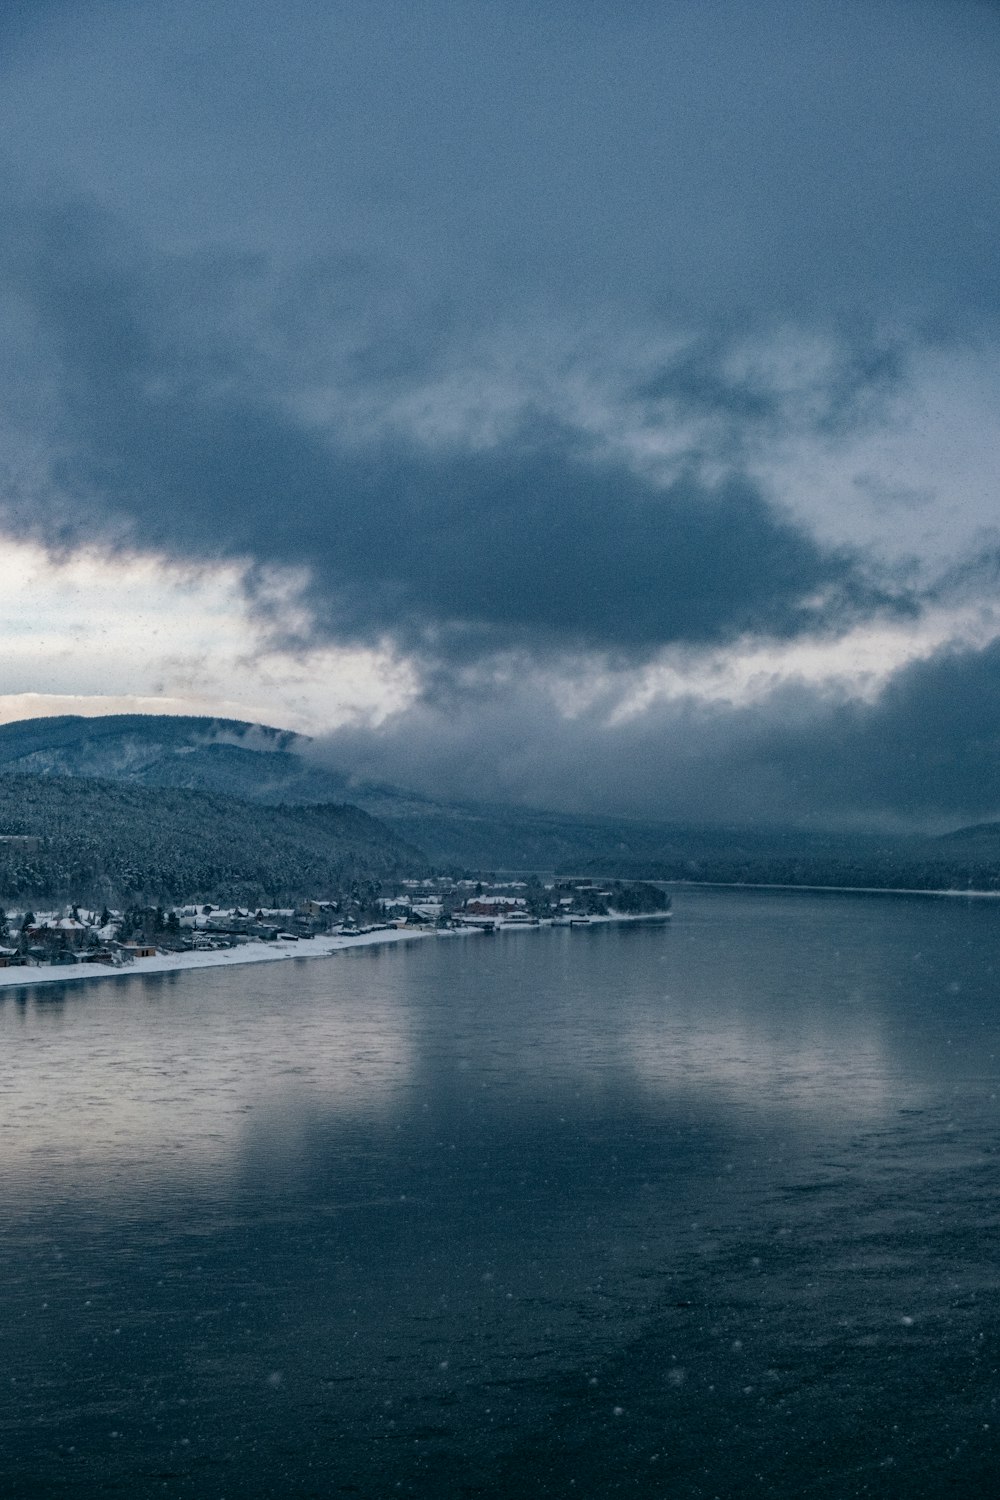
[[6, 712, 989, 882], [0, 713, 684, 869], [0, 714, 351, 803]]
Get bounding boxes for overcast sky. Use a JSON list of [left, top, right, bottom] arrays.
[[1, 0, 999, 829]]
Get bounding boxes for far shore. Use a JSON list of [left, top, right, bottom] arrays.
[[660, 879, 1000, 899], [0, 911, 670, 991]]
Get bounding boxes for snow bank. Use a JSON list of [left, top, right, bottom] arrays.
[[0, 911, 668, 991]]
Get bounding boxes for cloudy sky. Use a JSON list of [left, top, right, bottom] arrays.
[[1, 0, 999, 829]]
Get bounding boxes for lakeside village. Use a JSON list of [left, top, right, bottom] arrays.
[[0, 877, 670, 971]]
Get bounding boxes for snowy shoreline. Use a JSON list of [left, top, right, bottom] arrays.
[[0, 912, 670, 991]]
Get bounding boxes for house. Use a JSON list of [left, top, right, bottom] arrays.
[[297, 899, 338, 919], [411, 901, 444, 920], [464, 897, 527, 917], [119, 943, 158, 960], [26, 918, 91, 949]]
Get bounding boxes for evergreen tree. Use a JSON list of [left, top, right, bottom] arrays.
[[18, 910, 35, 954]]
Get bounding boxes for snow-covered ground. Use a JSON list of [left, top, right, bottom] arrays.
[[0, 912, 669, 990], [0, 925, 441, 989]]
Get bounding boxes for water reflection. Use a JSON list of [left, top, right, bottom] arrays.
[[0, 953, 417, 1195], [3, 896, 984, 1201], [3, 894, 1000, 1497]]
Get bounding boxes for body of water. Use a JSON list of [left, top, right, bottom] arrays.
[[2, 889, 1000, 1496]]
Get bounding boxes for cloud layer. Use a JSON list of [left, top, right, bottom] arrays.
[[310, 635, 1000, 831], [1, 1, 999, 827], [0, 193, 923, 659]]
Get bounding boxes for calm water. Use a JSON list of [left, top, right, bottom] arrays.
[[2, 890, 1000, 1497]]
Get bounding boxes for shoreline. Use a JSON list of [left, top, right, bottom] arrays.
[[0, 911, 669, 991], [663, 879, 1000, 899]]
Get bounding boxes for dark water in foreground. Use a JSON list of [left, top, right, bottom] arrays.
[[2, 890, 1000, 1497]]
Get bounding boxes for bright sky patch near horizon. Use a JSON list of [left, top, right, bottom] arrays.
[[1, 0, 999, 828]]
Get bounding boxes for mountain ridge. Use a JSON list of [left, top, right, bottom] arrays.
[[2, 712, 999, 882]]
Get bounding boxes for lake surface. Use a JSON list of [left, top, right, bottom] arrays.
[[2, 889, 1000, 1497]]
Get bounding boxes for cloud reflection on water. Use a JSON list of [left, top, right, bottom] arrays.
[[0, 958, 417, 1196], [0, 903, 959, 1205]]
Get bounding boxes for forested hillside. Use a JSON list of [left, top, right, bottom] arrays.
[[5, 715, 1000, 888], [0, 714, 759, 870], [563, 828, 1000, 892], [0, 774, 427, 905]]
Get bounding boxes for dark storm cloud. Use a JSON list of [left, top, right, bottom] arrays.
[[633, 323, 912, 456], [0, 0, 998, 837], [0, 194, 913, 661], [310, 635, 1000, 831], [3, 0, 997, 324], [0, 0, 995, 652], [746, 638, 1000, 827]]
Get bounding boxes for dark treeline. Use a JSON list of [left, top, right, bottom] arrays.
[[550, 880, 671, 915], [563, 852, 1000, 892], [0, 773, 427, 906]]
